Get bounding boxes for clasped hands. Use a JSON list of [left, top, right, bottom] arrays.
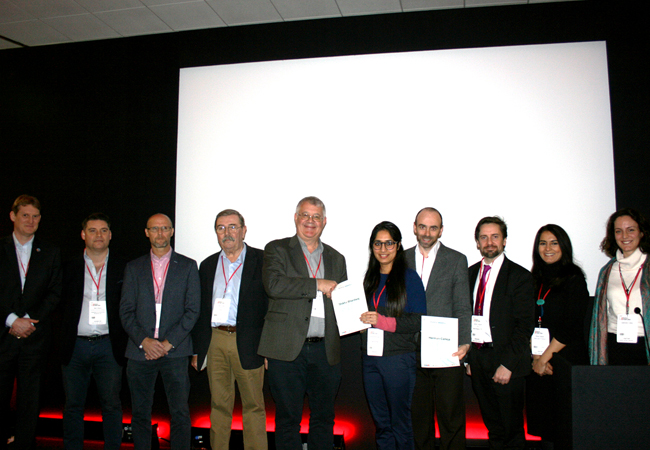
[[141, 337, 173, 360], [9, 317, 39, 339], [532, 355, 553, 376]]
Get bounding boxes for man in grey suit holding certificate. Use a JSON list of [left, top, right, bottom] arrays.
[[405, 207, 472, 450], [258, 196, 347, 450], [120, 213, 200, 450]]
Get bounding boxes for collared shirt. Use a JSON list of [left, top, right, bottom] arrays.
[[151, 248, 173, 339], [13, 232, 33, 291], [415, 240, 441, 290], [5, 233, 34, 327], [212, 244, 247, 327], [77, 250, 110, 336], [472, 252, 505, 343], [298, 237, 325, 338]]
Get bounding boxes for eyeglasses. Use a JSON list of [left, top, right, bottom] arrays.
[[373, 240, 398, 250], [216, 225, 242, 234], [297, 213, 323, 223], [147, 226, 172, 233]]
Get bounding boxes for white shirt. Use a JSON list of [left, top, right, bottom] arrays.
[[472, 252, 505, 343], [5, 233, 34, 327], [415, 241, 441, 290], [77, 250, 110, 336]]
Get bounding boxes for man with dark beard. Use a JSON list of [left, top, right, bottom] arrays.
[[466, 216, 534, 450]]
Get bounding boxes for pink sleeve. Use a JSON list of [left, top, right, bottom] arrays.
[[375, 314, 396, 333]]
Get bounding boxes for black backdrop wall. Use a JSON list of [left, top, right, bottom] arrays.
[[1, 1, 648, 448]]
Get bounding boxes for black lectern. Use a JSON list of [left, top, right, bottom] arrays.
[[572, 365, 650, 450]]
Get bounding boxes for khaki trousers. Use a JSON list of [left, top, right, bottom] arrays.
[[207, 328, 267, 450]]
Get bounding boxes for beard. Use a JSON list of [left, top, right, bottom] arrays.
[[152, 239, 169, 248], [480, 246, 503, 260]]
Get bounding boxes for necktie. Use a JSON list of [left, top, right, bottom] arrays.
[[474, 265, 491, 316]]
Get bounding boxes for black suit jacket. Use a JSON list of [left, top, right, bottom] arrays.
[[60, 253, 128, 366], [467, 255, 535, 378], [0, 236, 62, 350], [192, 245, 268, 370]]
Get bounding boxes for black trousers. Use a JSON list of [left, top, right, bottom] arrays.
[[267, 339, 341, 450], [412, 365, 466, 450], [0, 338, 46, 450], [470, 347, 525, 450]]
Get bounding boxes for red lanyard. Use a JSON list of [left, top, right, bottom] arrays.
[[373, 284, 387, 311], [537, 284, 551, 327], [303, 253, 322, 279], [221, 256, 243, 296], [85, 262, 105, 293], [17, 252, 30, 279], [619, 264, 643, 315], [151, 260, 170, 302]]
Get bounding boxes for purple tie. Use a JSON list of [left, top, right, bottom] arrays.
[[474, 265, 491, 316]]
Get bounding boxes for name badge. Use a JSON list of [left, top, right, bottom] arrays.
[[531, 328, 550, 355], [155, 303, 162, 335], [211, 297, 231, 324], [617, 314, 639, 344], [311, 291, 325, 319], [471, 315, 491, 344], [367, 328, 384, 356], [89, 301, 107, 325]]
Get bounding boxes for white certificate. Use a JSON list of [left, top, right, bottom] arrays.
[[421, 316, 459, 368], [330, 280, 371, 336]]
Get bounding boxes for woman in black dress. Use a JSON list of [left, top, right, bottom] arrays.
[[526, 224, 589, 450]]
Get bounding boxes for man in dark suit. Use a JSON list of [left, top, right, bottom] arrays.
[[120, 213, 200, 450], [0, 195, 61, 450], [191, 209, 268, 450], [466, 216, 534, 450], [405, 207, 471, 450], [258, 196, 347, 450], [60, 213, 127, 450]]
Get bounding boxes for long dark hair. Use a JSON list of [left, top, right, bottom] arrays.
[[600, 208, 650, 258], [531, 224, 584, 286], [363, 221, 407, 317]]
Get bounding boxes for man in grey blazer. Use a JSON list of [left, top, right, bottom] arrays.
[[258, 196, 347, 450], [120, 214, 200, 450], [405, 208, 471, 450]]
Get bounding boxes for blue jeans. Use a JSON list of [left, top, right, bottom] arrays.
[[363, 352, 417, 450], [127, 357, 191, 450], [268, 340, 341, 450], [61, 336, 123, 450]]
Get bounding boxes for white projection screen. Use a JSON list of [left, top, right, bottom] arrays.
[[176, 41, 615, 293]]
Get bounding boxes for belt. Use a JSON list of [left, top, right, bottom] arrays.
[[217, 325, 237, 333], [78, 334, 109, 342], [305, 337, 324, 343], [473, 342, 494, 349]]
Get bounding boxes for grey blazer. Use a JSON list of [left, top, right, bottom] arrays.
[[404, 243, 472, 346], [120, 250, 200, 361], [258, 235, 347, 365]]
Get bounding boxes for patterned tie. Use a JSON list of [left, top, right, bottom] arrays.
[[474, 265, 491, 316]]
